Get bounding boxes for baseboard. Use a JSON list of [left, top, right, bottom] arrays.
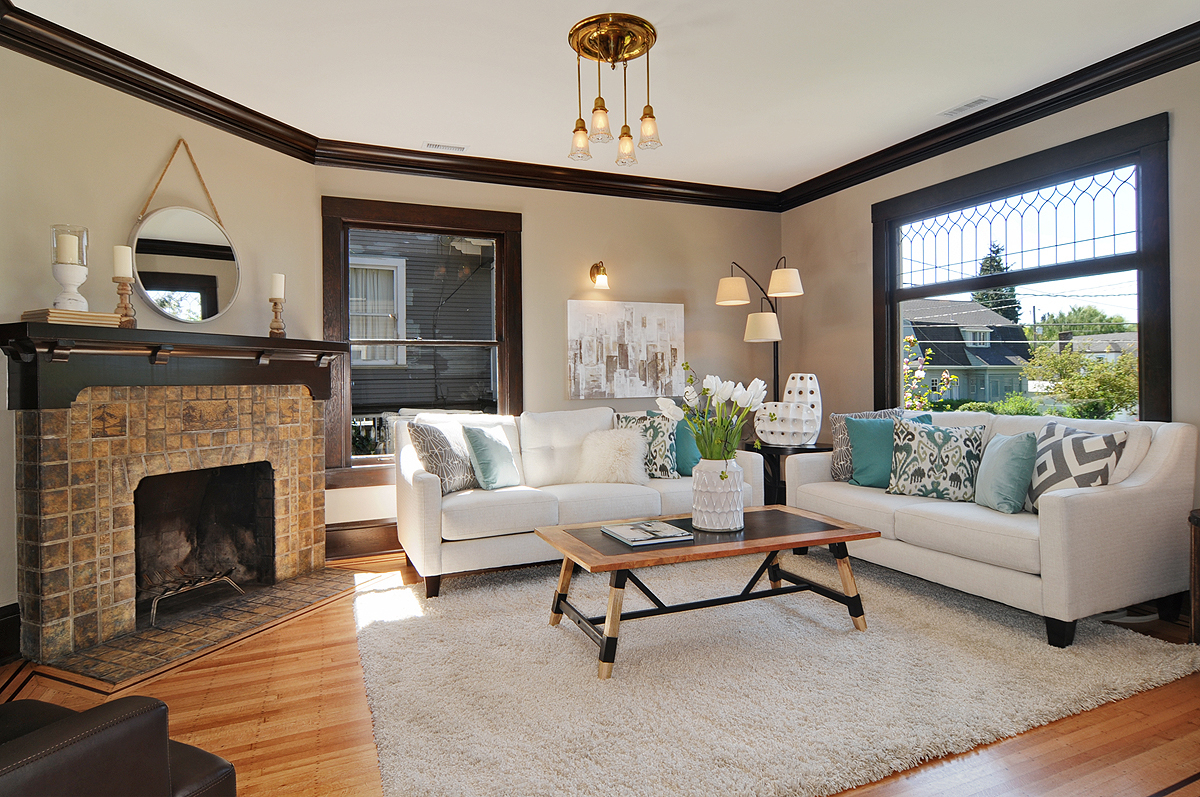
[[0, 603, 20, 665], [326, 518, 401, 559]]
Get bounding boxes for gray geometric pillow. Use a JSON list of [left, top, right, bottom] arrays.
[[615, 414, 680, 479], [830, 408, 902, 481], [1026, 421, 1127, 511], [407, 421, 480, 495]]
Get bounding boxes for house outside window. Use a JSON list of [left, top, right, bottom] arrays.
[[963, 328, 991, 347]]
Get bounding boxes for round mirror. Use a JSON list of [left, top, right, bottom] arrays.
[[130, 207, 240, 323]]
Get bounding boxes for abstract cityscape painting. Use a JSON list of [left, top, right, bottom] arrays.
[[567, 300, 686, 399]]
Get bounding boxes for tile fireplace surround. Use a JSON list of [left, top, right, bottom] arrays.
[[17, 384, 325, 662], [15, 383, 327, 662]]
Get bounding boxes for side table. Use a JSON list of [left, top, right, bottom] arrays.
[[1188, 510, 1199, 644], [750, 442, 833, 506]]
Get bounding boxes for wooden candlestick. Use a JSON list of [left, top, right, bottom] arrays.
[[269, 298, 286, 338], [112, 275, 137, 329]]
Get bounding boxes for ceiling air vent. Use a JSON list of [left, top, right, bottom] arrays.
[[423, 141, 468, 153], [939, 96, 998, 119]]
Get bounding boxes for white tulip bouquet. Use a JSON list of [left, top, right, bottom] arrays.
[[656, 362, 768, 464]]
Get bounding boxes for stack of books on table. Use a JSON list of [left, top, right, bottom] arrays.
[[601, 520, 693, 547]]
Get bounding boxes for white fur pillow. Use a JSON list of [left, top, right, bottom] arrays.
[[574, 429, 648, 485]]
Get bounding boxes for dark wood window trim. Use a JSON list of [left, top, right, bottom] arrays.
[[321, 196, 523, 469], [871, 113, 1171, 420]]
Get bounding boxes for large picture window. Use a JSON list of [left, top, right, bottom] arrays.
[[322, 197, 522, 469], [872, 114, 1170, 421]]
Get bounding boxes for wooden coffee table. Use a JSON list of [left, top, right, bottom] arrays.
[[535, 505, 882, 678]]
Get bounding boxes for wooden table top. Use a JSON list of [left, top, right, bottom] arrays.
[[535, 505, 881, 573]]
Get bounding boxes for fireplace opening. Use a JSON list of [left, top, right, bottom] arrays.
[[134, 461, 276, 624]]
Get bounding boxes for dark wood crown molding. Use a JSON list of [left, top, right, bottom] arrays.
[[778, 20, 1200, 211], [4, 1, 1200, 213]]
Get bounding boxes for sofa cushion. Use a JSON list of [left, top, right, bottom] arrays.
[[988, 415, 1152, 483], [790, 481, 941, 540], [888, 419, 985, 502], [616, 413, 680, 479], [540, 483, 662, 525], [974, 431, 1036, 514], [644, 476, 696, 515], [575, 429, 648, 485], [829, 408, 902, 481], [440, 486, 559, 541], [1027, 421, 1127, 511], [519, 408, 614, 488], [894, 501, 1041, 575], [846, 414, 931, 488], [414, 413, 526, 485], [651, 411, 702, 476], [407, 421, 479, 495], [462, 425, 521, 490]]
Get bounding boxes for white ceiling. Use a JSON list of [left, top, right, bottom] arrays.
[[19, 1, 1200, 192]]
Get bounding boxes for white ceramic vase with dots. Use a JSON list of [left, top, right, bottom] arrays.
[[754, 373, 822, 445]]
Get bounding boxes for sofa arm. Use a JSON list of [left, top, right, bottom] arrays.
[[1037, 422, 1198, 621], [784, 451, 834, 506], [734, 449, 764, 507], [0, 696, 172, 796], [396, 443, 445, 578]]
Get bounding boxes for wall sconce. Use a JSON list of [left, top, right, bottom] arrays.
[[590, 261, 610, 289]]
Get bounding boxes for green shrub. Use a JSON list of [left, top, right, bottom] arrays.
[[989, 393, 1043, 416], [956, 401, 992, 412]]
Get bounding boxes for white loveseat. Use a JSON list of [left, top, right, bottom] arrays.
[[396, 407, 764, 596], [785, 411, 1197, 646]]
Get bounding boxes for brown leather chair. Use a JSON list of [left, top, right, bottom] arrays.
[[0, 695, 236, 796]]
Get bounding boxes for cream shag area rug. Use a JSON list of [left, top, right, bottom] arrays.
[[353, 550, 1199, 797]]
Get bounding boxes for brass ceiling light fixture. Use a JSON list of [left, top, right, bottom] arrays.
[[568, 13, 659, 166]]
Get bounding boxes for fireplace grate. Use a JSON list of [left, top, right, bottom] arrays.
[[139, 567, 245, 626]]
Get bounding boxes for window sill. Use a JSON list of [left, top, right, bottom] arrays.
[[326, 460, 396, 489]]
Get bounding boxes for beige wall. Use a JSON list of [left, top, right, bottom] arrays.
[[0, 48, 781, 605], [781, 61, 1200, 490]]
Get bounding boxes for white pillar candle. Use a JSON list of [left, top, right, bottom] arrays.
[[113, 245, 133, 278], [271, 273, 286, 301], [57, 233, 80, 264]]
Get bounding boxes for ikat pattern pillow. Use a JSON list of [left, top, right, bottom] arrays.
[[1026, 422, 1127, 511], [616, 413, 680, 479], [830, 408, 902, 481], [887, 418, 985, 502], [407, 421, 480, 495]]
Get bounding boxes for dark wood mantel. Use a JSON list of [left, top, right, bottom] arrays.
[[0, 322, 348, 409]]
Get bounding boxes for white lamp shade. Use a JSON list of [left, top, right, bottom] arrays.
[[767, 267, 804, 297], [569, 122, 592, 161], [590, 102, 613, 144], [615, 126, 637, 166], [593, 271, 609, 289], [744, 311, 782, 342], [638, 106, 661, 150], [715, 277, 750, 305]]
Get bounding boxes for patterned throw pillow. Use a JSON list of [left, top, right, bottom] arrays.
[[615, 414, 680, 479], [407, 421, 480, 495], [1026, 422, 1127, 511], [887, 418, 985, 502], [830, 408, 902, 481]]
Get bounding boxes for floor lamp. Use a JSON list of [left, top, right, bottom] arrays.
[[715, 257, 804, 402]]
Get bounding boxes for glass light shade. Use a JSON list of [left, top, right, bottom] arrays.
[[590, 262, 609, 289], [744, 311, 782, 343], [767, 267, 804, 297], [715, 277, 750, 305], [616, 125, 637, 166], [638, 105, 661, 149], [590, 98, 613, 143], [51, 224, 88, 266], [593, 272, 609, 289], [569, 119, 592, 161]]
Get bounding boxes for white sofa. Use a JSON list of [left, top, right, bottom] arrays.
[[785, 411, 1198, 646], [396, 407, 764, 596]]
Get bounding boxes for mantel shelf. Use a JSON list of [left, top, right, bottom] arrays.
[[0, 322, 349, 409]]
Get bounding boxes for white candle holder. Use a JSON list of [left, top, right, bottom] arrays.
[[50, 224, 89, 311], [269, 298, 286, 338]]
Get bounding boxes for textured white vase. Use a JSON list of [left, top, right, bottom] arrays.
[[51, 262, 89, 311], [691, 458, 744, 531], [754, 373, 822, 445]]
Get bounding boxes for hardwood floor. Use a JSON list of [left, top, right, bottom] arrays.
[[3, 555, 1197, 797]]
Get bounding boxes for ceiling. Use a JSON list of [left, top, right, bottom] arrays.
[[17, 1, 1200, 193]]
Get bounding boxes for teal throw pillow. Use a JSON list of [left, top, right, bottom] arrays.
[[462, 425, 521, 490], [846, 414, 931, 488], [649, 410, 701, 476], [888, 419, 984, 502], [974, 431, 1037, 514]]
